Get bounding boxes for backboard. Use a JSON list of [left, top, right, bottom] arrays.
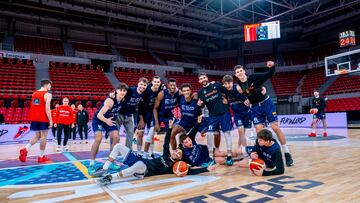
[[325, 48, 360, 77]]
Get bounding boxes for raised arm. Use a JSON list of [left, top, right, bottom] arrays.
[[163, 128, 172, 157]]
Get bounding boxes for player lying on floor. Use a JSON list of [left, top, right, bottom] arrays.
[[248, 129, 285, 176], [179, 115, 248, 167], [92, 123, 215, 185]]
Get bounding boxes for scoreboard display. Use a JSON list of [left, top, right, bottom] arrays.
[[244, 21, 281, 42], [339, 30, 356, 48]]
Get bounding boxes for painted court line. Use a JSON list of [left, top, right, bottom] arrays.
[[62, 152, 92, 179]]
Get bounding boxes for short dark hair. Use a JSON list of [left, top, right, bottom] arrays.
[[313, 89, 319, 93], [168, 78, 177, 83], [152, 75, 161, 80], [40, 79, 52, 87], [116, 82, 128, 91], [257, 129, 273, 141], [198, 72, 207, 78], [179, 132, 188, 145], [180, 83, 192, 90], [222, 75, 233, 83], [138, 77, 149, 84], [233, 65, 245, 71]]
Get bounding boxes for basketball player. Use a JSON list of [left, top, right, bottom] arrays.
[[88, 83, 128, 175], [136, 76, 162, 155], [197, 72, 235, 166], [222, 75, 251, 156], [196, 107, 222, 151], [179, 115, 244, 167], [234, 61, 294, 166], [19, 79, 53, 163], [169, 83, 202, 150], [144, 78, 179, 158], [308, 89, 327, 137], [249, 129, 285, 176], [92, 124, 212, 186], [117, 77, 148, 149]]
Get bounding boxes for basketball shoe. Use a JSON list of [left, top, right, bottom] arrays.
[[19, 148, 28, 162], [225, 156, 234, 166], [38, 156, 51, 163], [88, 165, 96, 176], [93, 168, 108, 177], [308, 132, 316, 137], [285, 153, 294, 166], [96, 174, 112, 186]]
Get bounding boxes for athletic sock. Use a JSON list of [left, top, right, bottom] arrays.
[[90, 159, 95, 166], [39, 150, 45, 157], [282, 144, 290, 153], [111, 173, 120, 180], [149, 144, 154, 155], [103, 160, 112, 170], [241, 146, 247, 155], [25, 143, 32, 150]]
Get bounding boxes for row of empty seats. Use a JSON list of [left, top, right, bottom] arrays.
[[14, 35, 64, 55], [188, 56, 213, 69], [156, 52, 186, 64], [282, 51, 310, 66], [114, 67, 156, 86], [0, 58, 36, 97], [301, 68, 327, 97], [118, 48, 159, 64], [72, 42, 112, 55], [271, 71, 303, 96], [212, 56, 237, 70], [49, 62, 113, 97], [326, 97, 360, 112], [324, 75, 360, 95], [244, 54, 275, 64]]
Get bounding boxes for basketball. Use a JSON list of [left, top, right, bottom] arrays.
[[173, 161, 188, 177], [249, 159, 265, 174], [310, 108, 318, 114]]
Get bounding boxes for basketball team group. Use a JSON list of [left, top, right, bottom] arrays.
[[18, 61, 328, 185]]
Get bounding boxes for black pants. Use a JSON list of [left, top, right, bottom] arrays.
[[51, 126, 57, 138], [78, 123, 88, 140], [57, 124, 70, 146], [72, 125, 77, 140]]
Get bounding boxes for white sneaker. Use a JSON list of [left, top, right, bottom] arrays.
[[56, 145, 62, 153], [63, 146, 69, 152], [73, 141, 77, 144], [85, 140, 89, 144], [79, 141, 82, 144]]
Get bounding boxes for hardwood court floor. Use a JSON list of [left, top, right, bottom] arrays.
[[0, 128, 359, 203]]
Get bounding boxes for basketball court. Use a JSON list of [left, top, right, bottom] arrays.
[[1, 128, 359, 202]]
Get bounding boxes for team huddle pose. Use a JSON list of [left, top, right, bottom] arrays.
[[19, 61, 294, 186]]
